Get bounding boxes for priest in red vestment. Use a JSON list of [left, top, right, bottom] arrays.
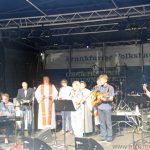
[[35, 76, 58, 129]]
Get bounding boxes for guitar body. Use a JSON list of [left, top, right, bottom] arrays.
[[91, 91, 103, 107], [91, 91, 110, 107]]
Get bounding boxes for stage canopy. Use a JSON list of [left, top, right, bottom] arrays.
[[0, 0, 150, 49], [0, 0, 150, 96]]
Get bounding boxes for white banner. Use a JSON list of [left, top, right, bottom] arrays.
[[45, 43, 150, 69]]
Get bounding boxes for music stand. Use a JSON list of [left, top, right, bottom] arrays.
[[55, 100, 75, 112], [55, 100, 75, 150]]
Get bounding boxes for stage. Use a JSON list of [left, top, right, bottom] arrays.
[[50, 129, 150, 150], [0, 128, 150, 150]]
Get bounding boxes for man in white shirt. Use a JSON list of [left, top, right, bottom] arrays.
[[58, 79, 72, 133]]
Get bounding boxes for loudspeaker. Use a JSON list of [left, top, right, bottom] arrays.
[[75, 137, 104, 150], [24, 137, 52, 150], [35, 128, 53, 143]]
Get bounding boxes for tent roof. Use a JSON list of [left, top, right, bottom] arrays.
[[0, 0, 150, 49], [0, 0, 149, 19]]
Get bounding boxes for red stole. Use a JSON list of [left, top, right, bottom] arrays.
[[41, 84, 53, 126]]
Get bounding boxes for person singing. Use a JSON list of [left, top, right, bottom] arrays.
[[80, 81, 93, 134], [92, 74, 114, 142], [70, 81, 83, 137], [0, 93, 15, 143], [58, 79, 72, 133], [35, 76, 58, 129], [17, 82, 34, 136]]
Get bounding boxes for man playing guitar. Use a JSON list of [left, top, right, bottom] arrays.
[[92, 74, 114, 142]]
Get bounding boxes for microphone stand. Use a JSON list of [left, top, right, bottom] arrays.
[[83, 101, 86, 137], [31, 97, 35, 136]]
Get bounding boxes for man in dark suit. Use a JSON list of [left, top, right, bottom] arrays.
[[17, 82, 34, 136]]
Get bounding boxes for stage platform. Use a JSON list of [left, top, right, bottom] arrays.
[[0, 128, 150, 150]]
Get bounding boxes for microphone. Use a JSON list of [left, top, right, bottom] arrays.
[[92, 85, 98, 91]]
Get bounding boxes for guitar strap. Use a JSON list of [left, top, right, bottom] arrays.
[[103, 84, 112, 104], [105, 84, 110, 94]]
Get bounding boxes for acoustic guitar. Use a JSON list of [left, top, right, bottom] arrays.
[[91, 91, 110, 107]]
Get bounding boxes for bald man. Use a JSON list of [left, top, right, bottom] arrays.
[[17, 82, 34, 136]]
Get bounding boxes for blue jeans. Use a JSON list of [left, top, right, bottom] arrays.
[[20, 106, 32, 135], [99, 109, 112, 141], [62, 111, 71, 131]]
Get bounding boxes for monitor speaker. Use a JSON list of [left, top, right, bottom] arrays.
[[35, 127, 53, 143], [75, 137, 104, 150], [24, 137, 52, 150]]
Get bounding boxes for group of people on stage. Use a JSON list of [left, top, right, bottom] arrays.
[[35, 76, 94, 136], [0, 73, 115, 143], [34, 74, 114, 142]]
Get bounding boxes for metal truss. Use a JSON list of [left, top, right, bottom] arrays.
[[0, 4, 150, 36], [40, 39, 150, 51], [0, 4, 150, 30], [50, 21, 149, 36]]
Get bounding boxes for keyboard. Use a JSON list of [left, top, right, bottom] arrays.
[[0, 116, 22, 122]]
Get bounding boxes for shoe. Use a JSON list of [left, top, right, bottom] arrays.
[[4, 138, 8, 144], [99, 137, 106, 141], [92, 131, 99, 136], [106, 139, 112, 142], [61, 130, 65, 134], [28, 133, 32, 137], [66, 130, 70, 133], [69, 130, 73, 134]]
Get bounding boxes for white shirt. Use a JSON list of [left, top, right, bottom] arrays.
[[59, 86, 72, 100], [24, 90, 27, 97]]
